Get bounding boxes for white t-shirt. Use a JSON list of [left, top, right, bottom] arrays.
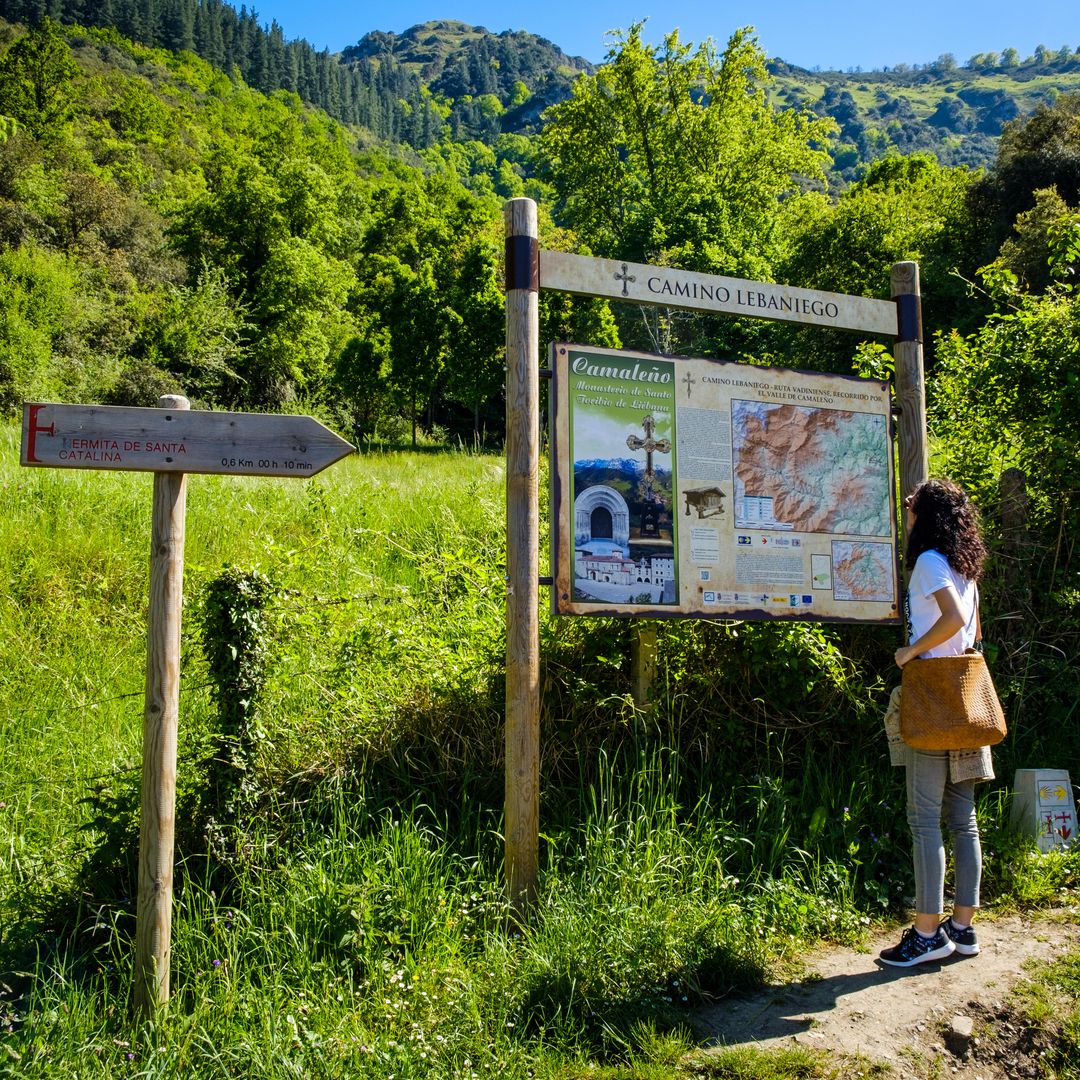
[[907, 548, 978, 658]]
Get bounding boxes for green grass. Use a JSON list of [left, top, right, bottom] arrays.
[[2, 416, 1080, 1077], [1008, 947, 1080, 1079]]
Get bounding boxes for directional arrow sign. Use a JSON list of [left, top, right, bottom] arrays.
[[19, 394, 358, 1020], [21, 402, 355, 477]]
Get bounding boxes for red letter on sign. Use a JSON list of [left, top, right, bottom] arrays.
[[25, 404, 55, 463]]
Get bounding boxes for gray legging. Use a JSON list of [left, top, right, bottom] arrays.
[[906, 747, 982, 914]]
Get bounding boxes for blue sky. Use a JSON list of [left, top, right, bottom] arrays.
[[249, 0, 1078, 70]]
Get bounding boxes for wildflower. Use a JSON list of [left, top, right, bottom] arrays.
[[212, 959, 222, 968]]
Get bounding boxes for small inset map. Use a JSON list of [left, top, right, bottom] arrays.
[[832, 541, 895, 602], [811, 552, 833, 590], [732, 401, 891, 536]]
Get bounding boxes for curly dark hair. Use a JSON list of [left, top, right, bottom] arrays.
[[905, 478, 987, 581]]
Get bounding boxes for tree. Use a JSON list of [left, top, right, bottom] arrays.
[[0, 17, 79, 142], [539, 25, 835, 281], [168, 107, 362, 406], [966, 93, 1080, 272], [135, 263, 249, 402], [781, 153, 978, 357], [350, 173, 497, 443], [332, 327, 392, 440], [249, 234, 354, 403], [991, 186, 1075, 292], [0, 243, 116, 409], [444, 237, 504, 442], [930, 257, 1080, 743], [359, 254, 453, 447], [932, 212, 1080, 518]]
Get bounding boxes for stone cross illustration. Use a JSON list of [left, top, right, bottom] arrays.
[[626, 414, 671, 491], [682, 370, 695, 399]]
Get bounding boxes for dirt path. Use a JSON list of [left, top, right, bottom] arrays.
[[693, 914, 1080, 1078]]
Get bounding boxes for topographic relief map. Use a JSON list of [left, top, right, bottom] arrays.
[[831, 541, 896, 602], [731, 402, 891, 536]]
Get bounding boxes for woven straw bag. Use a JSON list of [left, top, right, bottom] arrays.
[[899, 649, 1006, 750]]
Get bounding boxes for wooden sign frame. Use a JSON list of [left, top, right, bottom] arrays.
[[503, 197, 928, 909], [549, 342, 902, 625]]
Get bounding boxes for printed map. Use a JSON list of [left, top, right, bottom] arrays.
[[731, 402, 891, 536], [831, 541, 896, 602]]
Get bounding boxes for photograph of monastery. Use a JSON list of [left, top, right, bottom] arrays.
[[572, 411, 678, 605]]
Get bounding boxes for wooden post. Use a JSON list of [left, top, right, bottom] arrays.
[[134, 394, 189, 1018], [631, 623, 657, 710], [1000, 467, 1030, 641], [504, 199, 540, 909], [891, 262, 928, 553]]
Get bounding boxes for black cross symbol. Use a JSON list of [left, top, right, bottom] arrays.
[[682, 370, 695, 399], [614, 264, 636, 296]]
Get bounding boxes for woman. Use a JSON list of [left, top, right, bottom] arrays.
[[880, 478, 992, 968]]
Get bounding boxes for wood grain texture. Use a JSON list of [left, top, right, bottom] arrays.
[[20, 402, 354, 477], [542, 249, 898, 336], [550, 345, 573, 612], [134, 396, 188, 1017], [504, 200, 540, 909], [631, 623, 657, 709], [890, 263, 929, 522]]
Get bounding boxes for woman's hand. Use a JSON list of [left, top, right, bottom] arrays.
[[895, 644, 920, 668]]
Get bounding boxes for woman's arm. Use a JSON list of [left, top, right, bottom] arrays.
[[895, 584, 966, 667]]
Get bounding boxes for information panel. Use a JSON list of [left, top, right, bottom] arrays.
[[551, 344, 901, 623]]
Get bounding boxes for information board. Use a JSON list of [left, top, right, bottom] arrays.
[[551, 344, 901, 623]]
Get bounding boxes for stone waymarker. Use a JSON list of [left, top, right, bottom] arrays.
[[20, 396, 355, 1018], [21, 401, 354, 477]]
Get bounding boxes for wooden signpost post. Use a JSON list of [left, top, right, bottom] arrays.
[[21, 397, 355, 1017]]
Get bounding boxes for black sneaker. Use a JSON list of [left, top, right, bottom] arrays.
[[940, 917, 980, 956], [879, 926, 956, 967]]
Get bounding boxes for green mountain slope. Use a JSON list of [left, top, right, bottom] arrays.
[[769, 52, 1080, 179], [342, 19, 594, 139], [7, 0, 1080, 175], [343, 18, 592, 87]]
